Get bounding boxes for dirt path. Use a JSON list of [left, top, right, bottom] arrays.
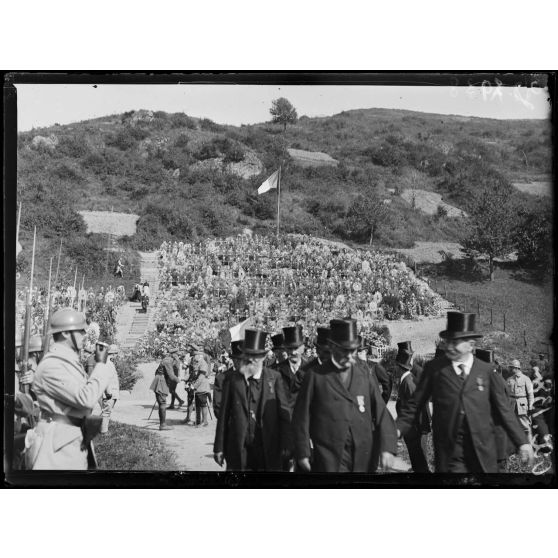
[[114, 362, 412, 472]]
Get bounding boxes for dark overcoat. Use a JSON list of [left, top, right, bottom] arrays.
[[370, 361, 392, 403], [396, 373, 431, 434], [213, 368, 291, 471], [277, 360, 306, 415], [292, 359, 398, 473], [396, 356, 527, 473]]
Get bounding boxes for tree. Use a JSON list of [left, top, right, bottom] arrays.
[[514, 205, 553, 270], [270, 97, 298, 131], [344, 192, 391, 245], [461, 182, 518, 281]]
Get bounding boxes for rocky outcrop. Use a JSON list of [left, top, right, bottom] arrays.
[[31, 134, 59, 150], [287, 148, 338, 167]]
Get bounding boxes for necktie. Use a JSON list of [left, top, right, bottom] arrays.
[[458, 364, 467, 382]]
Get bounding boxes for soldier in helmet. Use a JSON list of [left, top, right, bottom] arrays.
[[24, 308, 112, 470]]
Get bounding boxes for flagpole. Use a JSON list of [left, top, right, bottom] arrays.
[[16, 202, 22, 249], [276, 166, 281, 236]]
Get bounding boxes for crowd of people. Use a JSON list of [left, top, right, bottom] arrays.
[[134, 233, 445, 360], [15, 283, 126, 345]]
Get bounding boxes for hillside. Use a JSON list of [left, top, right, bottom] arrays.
[[16, 107, 552, 285]]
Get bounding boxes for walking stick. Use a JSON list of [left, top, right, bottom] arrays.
[[207, 399, 213, 421], [147, 399, 157, 421]]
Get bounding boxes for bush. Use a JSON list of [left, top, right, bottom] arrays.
[[112, 352, 141, 391], [200, 118, 224, 132], [170, 113, 197, 129], [105, 127, 138, 151], [195, 142, 219, 160]]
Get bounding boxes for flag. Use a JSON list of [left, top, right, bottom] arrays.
[[257, 170, 279, 195], [229, 317, 251, 342]]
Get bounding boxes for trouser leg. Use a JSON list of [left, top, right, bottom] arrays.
[[404, 429, 429, 473], [202, 407, 208, 426]]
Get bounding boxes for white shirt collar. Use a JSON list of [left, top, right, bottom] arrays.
[[400, 370, 412, 383], [451, 352, 474, 376]]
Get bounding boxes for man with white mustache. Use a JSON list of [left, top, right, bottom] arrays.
[[397, 311, 534, 473], [292, 318, 397, 473]]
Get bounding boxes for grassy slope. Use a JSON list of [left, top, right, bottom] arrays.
[[425, 265, 553, 361], [95, 421, 178, 470]]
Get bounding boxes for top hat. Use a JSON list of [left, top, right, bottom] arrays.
[[397, 341, 413, 354], [316, 327, 331, 348], [475, 348, 494, 364], [396, 350, 413, 370], [230, 340, 243, 357], [328, 319, 360, 350], [282, 325, 304, 349], [439, 312, 482, 340], [242, 328, 268, 356], [271, 333, 285, 350]]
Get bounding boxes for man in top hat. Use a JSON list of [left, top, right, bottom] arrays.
[[292, 319, 397, 473], [301, 327, 331, 371], [396, 312, 534, 473], [213, 329, 291, 471], [270, 333, 288, 369], [395, 341, 431, 473], [475, 348, 516, 473], [507, 359, 535, 443], [276, 325, 307, 411], [213, 340, 242, 419]]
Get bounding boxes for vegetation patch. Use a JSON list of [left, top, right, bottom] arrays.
[[95, 421, 179, 470]]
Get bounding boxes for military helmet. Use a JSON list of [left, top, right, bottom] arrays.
[[48, 308, 88, 335], [29, 335, 44, 353]]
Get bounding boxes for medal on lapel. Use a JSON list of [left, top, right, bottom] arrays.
[[268, 380, 274, 394], [356, 395, 365, 413], [477, 377, 484, 392]]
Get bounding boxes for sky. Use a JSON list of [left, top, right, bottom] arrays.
[[15, 83, 551, 131]]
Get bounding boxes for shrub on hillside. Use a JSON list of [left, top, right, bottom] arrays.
[[105, 128, 139, 151], [170, 113, 197, 129], [174, 133, 190, 148], [200, 118, 224, 132], [195, 141, 220, 160], [56, 135, 91, 158]]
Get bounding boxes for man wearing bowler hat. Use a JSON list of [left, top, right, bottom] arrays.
[[395, 341, 431, 473], [397, 312, 534, 473], [213, 328, 291, 471], [292, 318, 397, 473]]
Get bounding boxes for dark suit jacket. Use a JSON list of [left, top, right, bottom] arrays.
[[396, 372, 431, 434], [292, 359, 398, 473], [370, 361, 392, 403], [213, 368, 291, 471], [277, 360, 306, 415], [396, 356, 527, 473], [162, 356, 180, 389], [212, 368, 231, 419]]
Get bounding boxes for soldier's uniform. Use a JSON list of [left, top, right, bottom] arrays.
[[507, 367, 535, 440], [24, 310, 111, 470]]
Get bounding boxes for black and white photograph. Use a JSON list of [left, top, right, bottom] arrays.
[[3, 72, 555, 487]]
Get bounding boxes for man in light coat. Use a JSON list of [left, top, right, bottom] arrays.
[[25, 309, 111, 470]]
